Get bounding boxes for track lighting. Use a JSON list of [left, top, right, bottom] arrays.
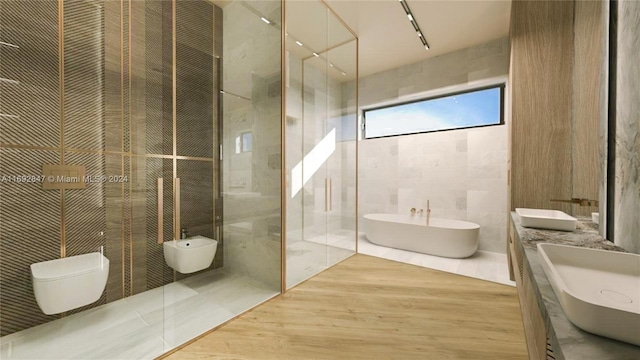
[[399, 0, 430, 50]]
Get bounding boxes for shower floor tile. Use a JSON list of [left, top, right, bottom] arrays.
[[0, 269, 278, 360], [358, 233, 516, 286], [286, 239, 355, 289]]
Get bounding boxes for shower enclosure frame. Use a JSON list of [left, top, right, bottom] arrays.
[[280, 0, 360, 291]]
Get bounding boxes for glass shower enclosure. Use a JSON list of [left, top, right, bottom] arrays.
[[0, 0, 357, 357], [284, 0, 358, 288], [0, 0, 282, 358]]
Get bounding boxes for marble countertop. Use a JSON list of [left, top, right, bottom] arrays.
[[510, 212, 640, 360]]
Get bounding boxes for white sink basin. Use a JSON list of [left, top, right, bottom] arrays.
[[516, 208, 577, 231], [537, 243, 640, 345]]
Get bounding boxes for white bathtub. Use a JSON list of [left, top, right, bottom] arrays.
[[363, 213, 480, 258]]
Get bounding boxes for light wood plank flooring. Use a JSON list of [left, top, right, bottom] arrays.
[[164, 254, 528, 360]]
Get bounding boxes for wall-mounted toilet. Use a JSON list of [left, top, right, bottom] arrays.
[[31, 252, 109, 315]]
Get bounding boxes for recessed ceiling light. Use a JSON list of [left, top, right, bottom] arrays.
[[295, 41, 303, 47], [329, 63, 334, 67], [341, 72, 346, 76], [313, 53, 319, 57], [261, 17, 270, 24]]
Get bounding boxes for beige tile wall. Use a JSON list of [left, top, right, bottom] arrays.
[[357, 38, 510, 253]]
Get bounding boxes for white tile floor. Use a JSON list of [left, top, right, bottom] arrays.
[[1, 232, 513, 360], [0, 269, 278, 360], [358, 233, 516, 286], [285, 233, 355, 288]]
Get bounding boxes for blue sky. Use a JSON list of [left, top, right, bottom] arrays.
[[365, 87, 501, 138]]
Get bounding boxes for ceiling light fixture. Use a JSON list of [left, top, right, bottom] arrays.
[[290, 41, 348, 78], [260, 17, 270, 24], [400, 0, 430, 51]]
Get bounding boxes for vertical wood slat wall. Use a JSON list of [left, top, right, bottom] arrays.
[[509, 0, 602, 214], [0, 0, 221, 336], [572, 0, 603, 217]]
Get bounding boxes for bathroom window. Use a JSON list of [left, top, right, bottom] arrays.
[[362, 84, 504, 139], [235, 131, 253, 153]]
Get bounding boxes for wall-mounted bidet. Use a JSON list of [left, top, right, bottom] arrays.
[[31, 252, 109, 315], [163, 235, 217, 274]]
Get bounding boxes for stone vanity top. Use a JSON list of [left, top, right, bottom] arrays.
[[510, 212, 640, 360]]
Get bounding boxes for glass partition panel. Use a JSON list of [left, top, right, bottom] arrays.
[[285, 0, 328, 288], [221, 0, 282, 292], [326, 34, 357, 267], [285, 0, 357, 289]]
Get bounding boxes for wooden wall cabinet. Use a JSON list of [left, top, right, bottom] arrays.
[[508, 0, 603, 216]]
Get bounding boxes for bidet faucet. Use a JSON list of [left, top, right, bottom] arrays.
[[181, 228, 189, 239]]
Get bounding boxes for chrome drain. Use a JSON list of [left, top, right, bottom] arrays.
[[600, 289, 633, 304]]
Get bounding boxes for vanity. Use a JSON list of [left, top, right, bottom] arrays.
[[507, 212, 640, 360]]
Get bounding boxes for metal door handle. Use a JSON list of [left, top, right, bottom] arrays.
[[324, 178, 328, 212], [329, 178, 332, 211], [157, 178, 163, 244], [174, 178, 181, 240]]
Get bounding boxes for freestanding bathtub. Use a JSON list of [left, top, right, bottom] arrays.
[[363, 213, 480, 258]]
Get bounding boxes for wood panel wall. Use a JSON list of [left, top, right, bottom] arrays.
[[510, 0, 575, 213], [0, 0, 221, 336], [572, 0, 603, 216]]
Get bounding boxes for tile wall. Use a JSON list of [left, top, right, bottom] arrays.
[[357, 37, 510, 253]]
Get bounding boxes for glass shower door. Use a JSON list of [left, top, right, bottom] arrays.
[[325, 14, 358, 266], [285, 0, 357, 289], [284, 0, 330, 288]]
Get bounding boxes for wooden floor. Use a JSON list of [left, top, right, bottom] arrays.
[[164, 254, 528, 360]]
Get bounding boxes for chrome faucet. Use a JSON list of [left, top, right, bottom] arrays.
[[550, 198, 599, 207], [180, 228, 189, 239]]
